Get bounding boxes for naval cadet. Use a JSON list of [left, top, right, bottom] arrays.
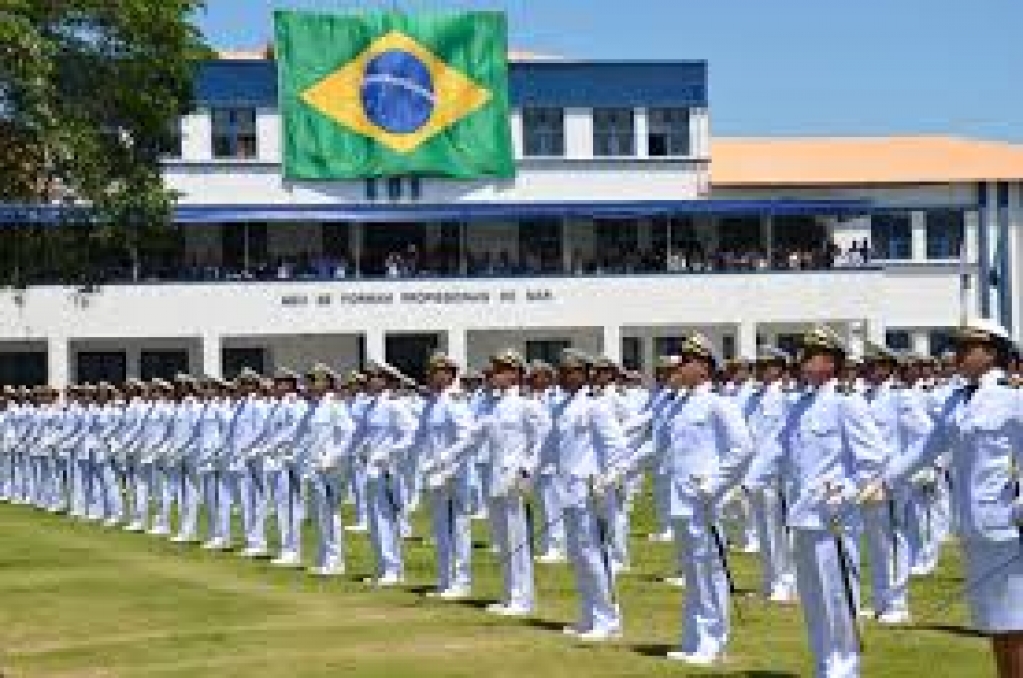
[[552, 348, 629, 642], [748, 325, 888, 678], [744, 346, 798, 603], [859, 343, 933, 624], [416, 352, 478, 599], [863, 318, 1023, 678]]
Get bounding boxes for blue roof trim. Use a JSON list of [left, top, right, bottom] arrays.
[[194, 60, 708, 108]]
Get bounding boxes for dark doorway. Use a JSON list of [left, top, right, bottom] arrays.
[[222, 347, 266, 379], [386, 333, 439, 385], [141, 350, 190, 381], [76, 351, 127, 384], [0, 352, 47, 387]]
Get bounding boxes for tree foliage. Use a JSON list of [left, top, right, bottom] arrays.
[[0, 0, 211, 281]]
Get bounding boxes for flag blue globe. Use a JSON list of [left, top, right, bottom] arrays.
[[361, 50, 436, 134]]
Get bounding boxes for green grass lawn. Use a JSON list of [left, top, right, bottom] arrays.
[[0, 491, 994, 677]]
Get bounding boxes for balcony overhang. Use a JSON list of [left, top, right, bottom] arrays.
[[0, 198, 879, 227]]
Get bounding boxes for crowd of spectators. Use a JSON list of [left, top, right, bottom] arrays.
[[11, 239, 874, 286]]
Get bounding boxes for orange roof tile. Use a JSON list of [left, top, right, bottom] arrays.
[[713, 136, 1023, 186]]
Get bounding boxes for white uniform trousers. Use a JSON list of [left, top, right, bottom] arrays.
[[270, 465, 303, 557], [673, 509, 731, 657], [344, 456, 369, 528], [151, 464, 176, 532], [209, 470, 237, 544], [367, 471, 403, 579], [489, 494, 535, 610], [565, 502, 620, 634], [238, 459, 268, 550], [430, 485, 472, 592], [794, 528, 862, 678], [906, 484, 940, 574], [130, 463, 154, 527], [94, 459, 123, 522], [309, 471, 344, 570], [603, 487, 630, 570], [535, 473, 566, 556], [71, 453, 92, 517], [751, 488, 796, 598], [862, 501, 910, 615], [176, 463, 201, 539]]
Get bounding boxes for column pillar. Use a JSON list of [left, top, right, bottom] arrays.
[[912, 330, 929, 357], [561, 217, 572, 273], [365, 330, 385, 365], [762, 215, 774, 263], [48, 336, 70, 389], [447, 328, 467, 371], [737, 321, 758, 361], [641, 331, 657, 378], [910, 210, 927, 261], [1007, 183, 1021, 339], [963, 208, 980, 323], [602, 325, 622, 364], [202, 333, 222, 379], [126, 347, 141, 381]]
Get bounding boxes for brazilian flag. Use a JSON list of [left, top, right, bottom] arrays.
[[274, 10, 515, 180]]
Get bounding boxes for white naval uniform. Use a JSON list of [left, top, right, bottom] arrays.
[[416, 389, 478, 594], [349, 391, 417, 581], [643, 382, 753, 660], [883, 369, 1023, 633], [550, 387, 629, 636], [263, 394, 310, 560], [297, 393, 354, 572], [861, 380, 932, 618], [748, 380, 887, 678], [225, 394, 272, 552], [743, 381, 797, 601]]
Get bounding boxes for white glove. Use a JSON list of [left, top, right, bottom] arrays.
[[911, 468, 937, 487], [426, 467, 453, 490], [857, 478, 886, 504]]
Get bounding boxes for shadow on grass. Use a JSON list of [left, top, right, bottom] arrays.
[[906, 623, 988, 639], [630, 645, 798, 676]]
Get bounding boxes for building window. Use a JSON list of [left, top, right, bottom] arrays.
[[525, 340, 570, 366], [926, 209, 964, 259], [211, 107, 257, 159], [929, 329, 955, 357], [870, 214, 912, 260], [654, 336, 685, 358], [885, 330, 911, 351], [221, 347, 265, 379], [721, 335, 736, 361], [519, 219, 563, 273], [622, 337, 641, 371], [158, 119, 183, 158], [76, 351, 127, 384], [522, 107, 565, 157], [365, 178, 378, 201], [593, 108, 635, 157], [776, 333, 802, 358], [140, 350, 189, 381], [647, 107, 690, 157], [0, 352, 47, 387], [593, 219, 640, 273], [386, 177, 403, 201]]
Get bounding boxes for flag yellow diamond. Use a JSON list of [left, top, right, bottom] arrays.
[[300, 31, 493, 155]]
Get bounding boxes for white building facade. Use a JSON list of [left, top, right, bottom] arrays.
[[1, 57, 1021, 387]]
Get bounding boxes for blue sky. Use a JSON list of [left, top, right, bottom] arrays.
[[195, 0, 1023, 142]]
